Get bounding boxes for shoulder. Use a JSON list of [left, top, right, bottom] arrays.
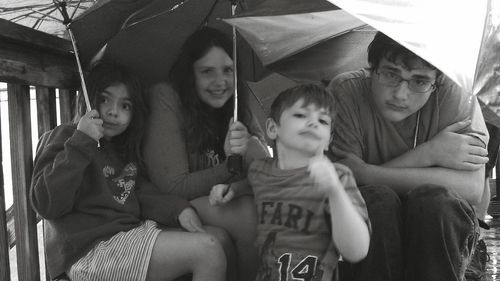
[[248, 157, 274, 175], [149, 82, 181, 105], [44, 124, 77, 143], [328, 69, 370, 92]]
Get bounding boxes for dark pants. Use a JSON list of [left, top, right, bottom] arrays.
[[339, 185, 478, 281]]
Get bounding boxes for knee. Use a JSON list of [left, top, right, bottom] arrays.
[[360, 185, 401, 217], [406, 185, 474, 221], [205, 226, 233, 249], [194, 233, 227, 266]]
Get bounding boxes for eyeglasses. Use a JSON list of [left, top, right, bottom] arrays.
[[375, 70, 436, 93]]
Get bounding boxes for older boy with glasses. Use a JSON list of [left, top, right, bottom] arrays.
[[327, 31, 489, 281]]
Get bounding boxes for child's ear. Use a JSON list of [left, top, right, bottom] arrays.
[[266, 118, 278, 140]]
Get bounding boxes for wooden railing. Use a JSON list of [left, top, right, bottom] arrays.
[[0, 19, 79, 281]]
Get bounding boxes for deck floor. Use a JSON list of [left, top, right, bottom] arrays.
[[484, 215, 500, 281]]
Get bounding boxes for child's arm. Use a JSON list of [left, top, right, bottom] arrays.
[[309, 157, 370, 262], [136, 178, 194, 227], [208, 179, 253, 206], [30, 124, 99, 219]]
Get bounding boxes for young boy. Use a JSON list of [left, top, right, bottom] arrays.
[[210, 84, 371, 281]]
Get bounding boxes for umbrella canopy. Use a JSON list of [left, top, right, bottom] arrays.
[[71, 0, 265, 84], [225, 0, 500, 124], [0, 0, 96, 38], [224, 0, 376, 82]]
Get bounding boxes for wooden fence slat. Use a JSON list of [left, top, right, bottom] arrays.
[[36, 87, 57, 138], [8, 84, 40, 281], [0, 91, 10, 281], [59, 89, 76, 125]]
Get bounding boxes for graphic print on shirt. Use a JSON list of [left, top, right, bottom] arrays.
[[256, 231, 323, 281], [205, 149, 221, 167], [102, 162, 137, 205]]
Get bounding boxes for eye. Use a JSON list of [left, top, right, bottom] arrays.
[[384, 71, 400, 80], [224, 67, 234, 74], [122, 102, 132, 111], [319, 119, 330, 126], [100, 95, 109, 104], [293, 113, 306, 118], [413, 79, 430, 87]]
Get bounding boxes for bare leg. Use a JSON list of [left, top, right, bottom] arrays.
[[204, 225, 238, 281], [191, 195, 258, 281], [146, 230, 226, 281]]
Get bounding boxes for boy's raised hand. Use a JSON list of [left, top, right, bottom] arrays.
[[178, 207, 206, 233], [308, 144, 342, 196], [77, 109, 104, 142], [209, 184, 234, 206]]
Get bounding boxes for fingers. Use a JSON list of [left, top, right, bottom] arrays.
[[443, 119, 471, 133], [209, 184, 230, 206], [179, 208, 206, 233]]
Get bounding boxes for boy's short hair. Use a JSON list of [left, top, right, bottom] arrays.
[[368, 32, 441, 76], [269, 83, 336, 129]]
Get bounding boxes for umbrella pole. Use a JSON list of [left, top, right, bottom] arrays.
[[227, 2, 242, 176], [67, 27, 92, 112]]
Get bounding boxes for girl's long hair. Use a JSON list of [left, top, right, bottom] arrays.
[[74, 61, 148, 169], [168, 26, 252, 156]]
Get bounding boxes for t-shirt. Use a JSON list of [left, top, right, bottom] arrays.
[[248, 157, 369, 281], [328, 69, 488, 164]]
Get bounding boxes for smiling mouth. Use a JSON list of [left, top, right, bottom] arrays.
[[209, 89, 227, 96]]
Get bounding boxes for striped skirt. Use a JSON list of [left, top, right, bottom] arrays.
[[67, 220, 161, 281]]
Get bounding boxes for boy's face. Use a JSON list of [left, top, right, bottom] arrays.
[[267, 98, 332, 157], [371, 57, 437, 122]]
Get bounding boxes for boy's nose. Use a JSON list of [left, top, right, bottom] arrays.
[[306, 118, 319, 128], [107, 105, 118, 117], [393, 81, 411, 100]]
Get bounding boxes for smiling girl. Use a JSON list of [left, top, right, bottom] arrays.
[[30, 62, 227, 281], [143, 27, 268, 281]]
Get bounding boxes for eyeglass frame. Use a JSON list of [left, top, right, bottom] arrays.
[[374, 69, 437, 93]]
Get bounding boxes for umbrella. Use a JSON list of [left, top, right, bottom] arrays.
[[71, 0, 265, 84], [223, 0, 377, 82], [0, 0, 95, 38], [225, 0, 500, 125]]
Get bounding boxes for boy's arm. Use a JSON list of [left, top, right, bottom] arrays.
[[338, 151, 485, 204], [309, 159, 370, 262], [30, 126, 98, 219]]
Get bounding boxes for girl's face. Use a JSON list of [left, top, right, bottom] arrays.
[[98, 83, 133, 140], [193, 46, 234, 109]]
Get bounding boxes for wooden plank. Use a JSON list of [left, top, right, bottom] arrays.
[[0, 94, 10, 280], [8, 84, 40, 281], [0, 40, 79, 89], [59, 89, 76, 124], [0, 19, 72, 55], [36, 87, 57, 137]]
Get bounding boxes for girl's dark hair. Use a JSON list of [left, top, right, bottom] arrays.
[[168, 26, 252, 156], [270, 83, 336, 132], [367, 32, 441, 76], [74, 61, 147, 169]]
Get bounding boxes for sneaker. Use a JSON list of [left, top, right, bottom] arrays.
[[465, 239, 490, 281]]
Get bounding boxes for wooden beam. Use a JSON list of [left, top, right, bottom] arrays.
[[0, 19, 72, 55], [0, 40, 79, 89], [8, 84, 40, 281], [59, 89, 77, 124]]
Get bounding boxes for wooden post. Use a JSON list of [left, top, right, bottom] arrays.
[[0, 86, 10, 281], [8, 83, 40, 281], [59, 89, 76, 125]]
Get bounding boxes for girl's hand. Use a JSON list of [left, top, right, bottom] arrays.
[[178, 207, 205, 233], [224, 119, 249, 156], [209, 184, 234, 206], [77, 110, 104, 142]]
